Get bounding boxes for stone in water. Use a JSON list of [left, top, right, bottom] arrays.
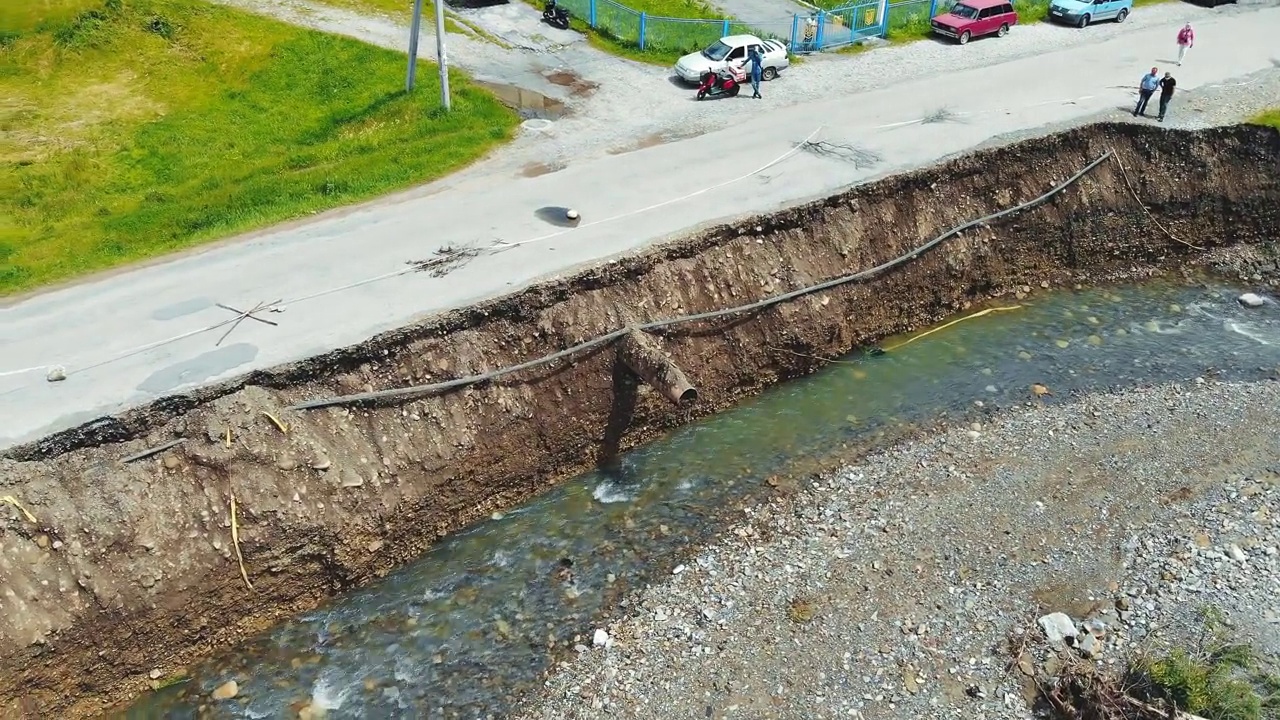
[[1239, 293, 1265, 308], [211, 680, 239, 700]]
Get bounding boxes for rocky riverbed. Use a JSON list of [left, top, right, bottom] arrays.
[[515, 377, 1280, 720]]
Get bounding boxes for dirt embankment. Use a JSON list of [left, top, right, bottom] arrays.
[[2, 123, 1278, 718]]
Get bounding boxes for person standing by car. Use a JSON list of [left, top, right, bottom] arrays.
[[1157, 72, 1176, 122], [746, 46, 764, 99], [1175, 23, 1194, 65], [1134, 67, 1159, 117]]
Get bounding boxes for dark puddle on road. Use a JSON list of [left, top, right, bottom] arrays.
[[477, 81, 567, 121], [606, 129, 704, 156], [518, 161, 565, 178], [126, 281, 1280, 719], [544, 70, 598, 97]]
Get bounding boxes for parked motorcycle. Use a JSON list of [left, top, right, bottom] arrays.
[[542, 0, 570, 29], [695, 66, 744, 100]]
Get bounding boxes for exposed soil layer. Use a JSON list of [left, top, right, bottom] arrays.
[[2, 123, 1279, 718]]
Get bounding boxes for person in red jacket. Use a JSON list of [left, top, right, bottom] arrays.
[[1176, 23, 1194, 66]]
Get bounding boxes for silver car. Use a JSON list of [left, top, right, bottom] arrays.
[[674, 35, 790, 84]]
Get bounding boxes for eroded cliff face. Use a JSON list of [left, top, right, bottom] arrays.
[[2, 123, 1278, 718]]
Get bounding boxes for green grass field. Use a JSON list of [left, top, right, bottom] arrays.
[[2, 0, 107, 35], [1252, 108, 1280, 129], [0, 0, 518, 295]]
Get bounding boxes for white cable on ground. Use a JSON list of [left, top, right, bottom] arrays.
[[0, 86, 1131, 384], [0, 315, 249, 380], [490, 126, 825, 252], [869, 94, 1098, 130], [292, 150, 1116, 411], [0, 366, 50, 379]]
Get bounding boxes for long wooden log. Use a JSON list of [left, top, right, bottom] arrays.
[[616, 330, 697, 405]]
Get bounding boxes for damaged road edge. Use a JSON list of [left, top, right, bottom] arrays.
[[1, 122, 1279, 718]]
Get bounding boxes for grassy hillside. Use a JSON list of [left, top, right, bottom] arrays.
[[0, 0, 519, 295], [1253, 108, 1280, 130]]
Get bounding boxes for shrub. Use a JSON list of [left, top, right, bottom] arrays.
[[53, 9, 112, 48]]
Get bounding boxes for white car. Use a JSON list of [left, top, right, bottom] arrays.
[[674, 35, 790, 84]]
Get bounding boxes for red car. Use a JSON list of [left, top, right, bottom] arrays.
[[931, 0, 1018, 44]]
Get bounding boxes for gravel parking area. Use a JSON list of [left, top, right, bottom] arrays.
[[515, 377, 1280, 720], [477, 0, 1277, 165], [228, 0, 1277, 174]]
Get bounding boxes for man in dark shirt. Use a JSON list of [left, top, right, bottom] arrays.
[[1158, 72, 1177, 122], [746, 46, 764, 100]]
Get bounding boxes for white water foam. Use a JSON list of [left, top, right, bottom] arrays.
[[382, 685, 411, 710], [421, 587, 448, 602], [1139, 319, 1184, 335], [1227, 321, 1274, 346], [1186, 302, 1222, 321], [311, 669, 353, 712], [592, 481, 634, 504], [393, 654, 416, 685]]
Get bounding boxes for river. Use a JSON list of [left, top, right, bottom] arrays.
[[125, 280, 1280, 719]]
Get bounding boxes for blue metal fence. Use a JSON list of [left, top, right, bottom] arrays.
[[790, 0, 884, 51], [593, 0, 643, 45], [561, 0, 975, 55], [641, 16, 731, 56]]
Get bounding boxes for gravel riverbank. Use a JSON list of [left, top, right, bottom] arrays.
[[515, 377, 1280, 720]]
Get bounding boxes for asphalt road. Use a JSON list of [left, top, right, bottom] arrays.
[[3, 6, 1279, 450]]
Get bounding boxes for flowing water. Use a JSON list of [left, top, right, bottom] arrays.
[[125, 281, 1280, 719]]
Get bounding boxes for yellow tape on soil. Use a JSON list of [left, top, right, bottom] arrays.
[[1, 495, 38, 524], [261, 411, 288, 434], [230, 493, 253, 591], [882, 305, 1023, 352]]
